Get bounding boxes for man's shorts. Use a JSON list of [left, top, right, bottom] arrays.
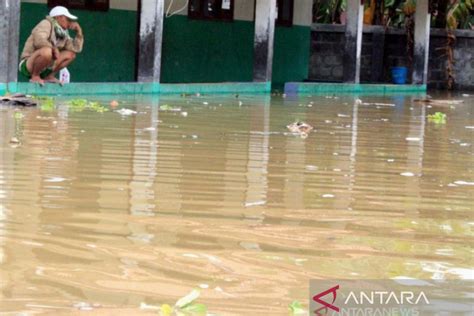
[[19, 59, 53, 79]]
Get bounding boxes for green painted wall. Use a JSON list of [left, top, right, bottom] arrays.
[[19, 3, 137, 82], [161, 15, 254, 83], [273, 25, 311, 86], [19, 4, 310, 85]]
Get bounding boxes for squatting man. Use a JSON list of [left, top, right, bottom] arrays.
[[19, 6, 84, 85]]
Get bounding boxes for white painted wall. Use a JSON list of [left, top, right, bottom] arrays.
[[235, 0, 312, 26], [163, 0, 186, 15], [234, 0, 255, 22], [293, 0, 312, 26], [112, 0, 138, 11], [21, 0, 312, 26]]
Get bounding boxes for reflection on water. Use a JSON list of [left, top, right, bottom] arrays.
[[0, 93, 472, 314]]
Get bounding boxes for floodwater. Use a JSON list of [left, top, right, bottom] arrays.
[[0, 92, 472, 315]]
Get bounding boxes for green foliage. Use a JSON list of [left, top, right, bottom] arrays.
[[157, 289, 208, 316], [14, 112, 24, 120], [446, 0, 473, 29], [313, 0, 347, 24], [289, 300, 307, 315], [159, 104, 182, 112], [427, 112, 447, 124], [40, 97, 55, 112], [69, 99, 109, 113], [313, 0, 473, 29], [160, 104, 174, 111]]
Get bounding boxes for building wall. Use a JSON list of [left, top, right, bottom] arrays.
[[19, 0, 312, 84], [309, 24, 474, 90]]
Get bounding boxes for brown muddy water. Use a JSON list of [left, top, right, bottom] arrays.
[[0, 93, 473, 315]]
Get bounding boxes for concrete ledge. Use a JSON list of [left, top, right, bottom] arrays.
[[7, 82, 159, 95], [159, 82, 271, 94], [5, 82, 270, 96], [285, 82, 427, 94]]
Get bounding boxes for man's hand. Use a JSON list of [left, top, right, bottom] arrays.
[[69, 22, 82, 33], [52, 48, 60, 60]]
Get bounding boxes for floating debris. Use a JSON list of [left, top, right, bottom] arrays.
[[244, 200, 266, 207], [73, 302, 95, 311], [406, 137, 421, 142], [453, 181, 474, 186], [116, 108, 137, 116], [362, 102, 395, 107], [182, 253, 200, 259], [69, 99, 108, 113], [289, 300, 306, 315], [427, 112, 447, 124], [287, 121, 314, 138], [9, 137, 20, 144], [1, 94, 37, 107], [110, 100, 119, 107], [462, 94, 470, 97], [322, 194, 335, 198], [139, 302, 161, 311], [400, 172, 415, 177], [159, 104, 181, 112], [45, 177, 66, 183], [181, 111, 188, 117], [414, 98, 464, 106]]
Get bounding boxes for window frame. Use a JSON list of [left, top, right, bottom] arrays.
[[276, 0, 294, 27], [188, 0, 234, 22], [47, 0, 109, 12]]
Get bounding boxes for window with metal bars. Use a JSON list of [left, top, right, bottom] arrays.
[[188, 0, 234, 21], [48, 0, 109, 11]]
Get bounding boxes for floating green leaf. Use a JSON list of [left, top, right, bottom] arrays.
[[160, 104, 182, 112], [40, 98, 55, 112], [160, 104, 173, 111], [427, 112, 447, 124], [181, 303, 208, 315], [69, 99, 109, 113], [289, 300, 307, 315], [14, 112, 24, 120]]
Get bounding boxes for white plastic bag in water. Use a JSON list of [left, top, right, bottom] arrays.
[[59, 68, 70, 84]]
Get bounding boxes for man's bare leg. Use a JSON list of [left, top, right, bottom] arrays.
[[26, 47, 54, 85], [44, 51, 76, 84]]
